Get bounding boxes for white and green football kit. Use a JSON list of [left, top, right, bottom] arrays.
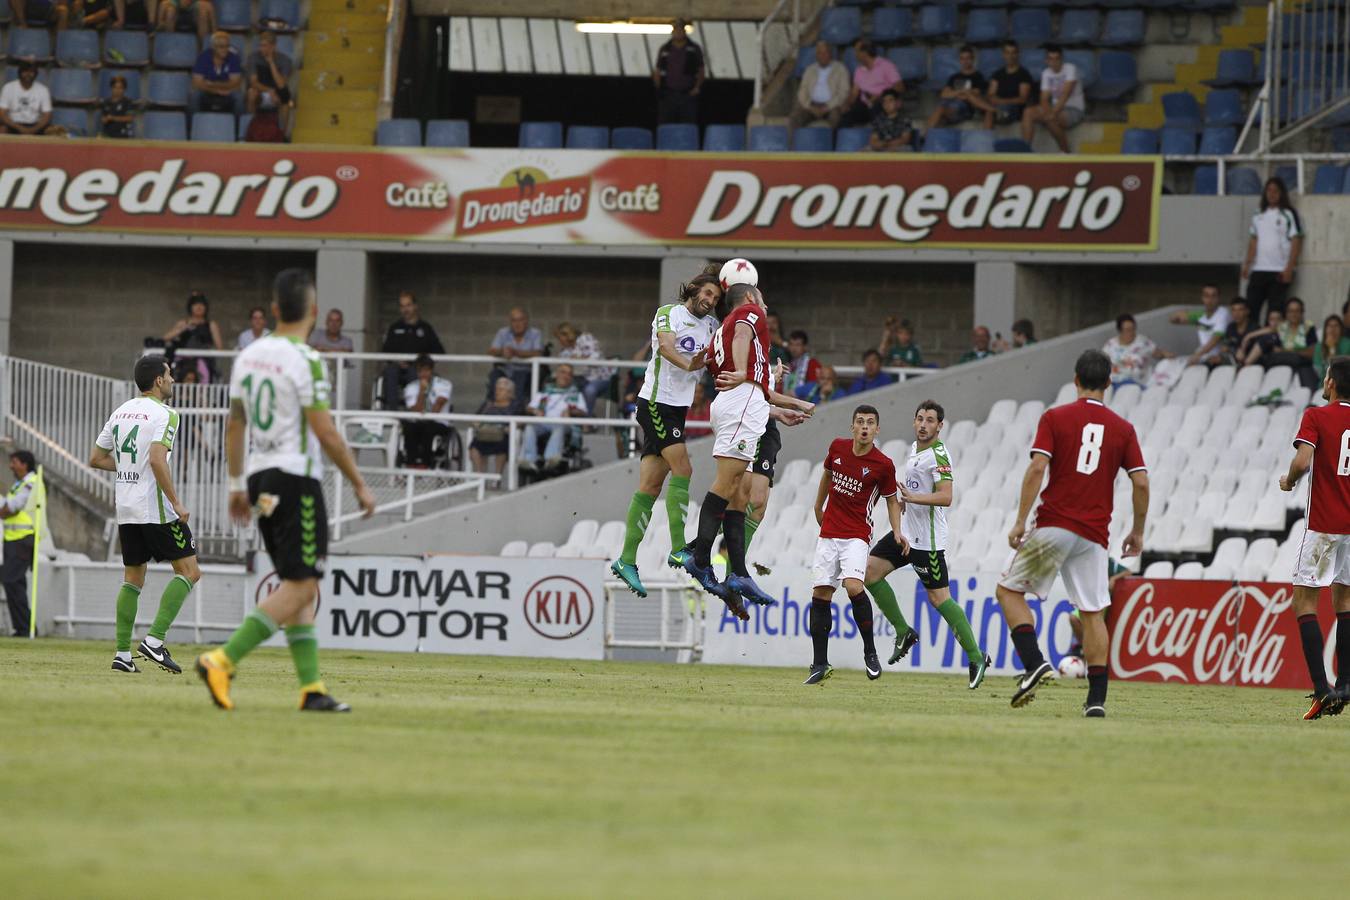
[[636, 303, 717, 457], [871, 439, 954, 589]]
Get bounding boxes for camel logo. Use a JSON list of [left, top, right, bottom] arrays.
[[457, 168, 590, 238]]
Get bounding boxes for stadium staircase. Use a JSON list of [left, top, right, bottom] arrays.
[[292, 0, 388, 145]]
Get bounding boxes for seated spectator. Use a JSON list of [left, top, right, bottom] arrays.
[[100, 75, 135, 139], [1244, 296, 1317, 388], [520, 364, 586, 475], [1169, 284, 1232, 366], [0, 63, 58, 136], [879, 317, 923, 366], [161, 0, 216, 43], [842, 40, 901, 127], [236, 306, 270, 349], [785, 330, 821, 396], [488, 306, 544, 401], [765, 312, 790, 366], [9, 0, 70, 29], [1314, 315, 1350, 382], [841, 349, 895, 396], [986, 41, 1034, 128], [402, 354, 452, 467], [246, 31, 294, 134], [686, 381, 712, 437], [380, 291, 445, 408], [553, 321, 613, 412], [1012, 319, 1036, 348], [308, 309, 355, 352], [791, 41, 850, 129], [1104, 314, 1171, 387], [926, 45, 992, 132], [1022, 44, 1083, 153], [796, 364, 841, 404], [1219, 297, 1257, 364], [1237, 308, 1284, 366], [163, 291, 223, 382], [869, 90, 913, 152], [79, 0, 120, 29], [191, 30, 241, 114], [470, 377, 520, 481], [959, 326, 995, 364]]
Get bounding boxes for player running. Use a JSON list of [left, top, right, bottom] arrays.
[[804, 405, 902, 684], [862, 400, 990, 688], [196, 269, 376, 713], [88, 354, 199, 674], [611, 267, 720, 598], [997, 350, 1148, 717], [1279, 355, 1350, 720]]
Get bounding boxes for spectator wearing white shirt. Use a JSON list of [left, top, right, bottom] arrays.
[[520, 364, 586, 475], [402, 354, 453, 467], [236, 307, 271, 350], [553, 321, 613, 412], [0, 62, 56, 136], [1169, 284, 1233, 366], [1241, 177, 1303, 322], [1021, 45, 1084, 153], [1103, 314, 1172, 387], [791, 41, 850, 129]]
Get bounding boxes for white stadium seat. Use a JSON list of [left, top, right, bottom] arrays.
[[986, 398, 1018, 425], [1270, 525, 1304, 580], [1014, 400, 1046, 428], [1174, 561, 1205, 579], [501, 540, 528, 557], [1177, 516, 1215, 554], [555, 544, 584, 558], [1169, 366, 1209, 406], [1250, 488, 1288, 532], [778, 458, 811, 488], [594, 521, 626, 560], [1143, 560, 1175, 578], [1145, 518, 1183, 554], [880, 440, 908, 462], [527, 541, 557, 557], [1226, 366, 1264, 406], [1239, 537, 1278, 581], [1110, 382, 1142, 414], [1205, 536, 1247, 579], [1054, 382, 1077, 406], [1259, 365, 1293, 396], [1285, 386, 1312, 409], [946, 419, 978, 448], [563, 519, 599, 550]]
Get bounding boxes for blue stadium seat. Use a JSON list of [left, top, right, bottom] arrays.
[[968, 0, 1004, 7], [236, 113, 252, 139], [994, 137, 1032, 152], [913, 5, 958, 40], [749, 125, 789, 151], [1332, 127, 1350, 153], [1010, 9, 1052, 46], [1203, 89, 1243, 127], [1064, 50, 1097, 89], [840, 46, 858, 74], [1058, 10, 1100, 45], [55, 30, 99, 68], [275, 34, 298, 63], [819, 8, 861, 46], [104, 31, 149, 67], [835, 126, 871, 152], [926, 46, 959, 89], [923, 127, 960, 152], [147, 71, 190, 107], [49, 68, 95, 104], [8, 28, 51, 63], [1090, 50, 1137, 100], [611, 126, 653, 150], [1312, 164, 1346, 194], [191, 112, 236, 142], [518, 121, 562, 148], [153, 33, 199, 69], [964, 10, 1006, 45], [1098, 10, 1146, 47], [426, 118, 470, 147], [1021, 48, 1047, 81], [1273, 165, 1298, 191], [1121, 128, 1159, 154], [1162, 91, 1202, 131], [259, 0, 302, 32], [377, 118, 422, 147], [99, 69, 141, 102], [217, 0, 252, 31], [144, 111, 187, 141], [791, 127, 833, 152], [1161, 127, 1197, 155], [793, 46, 815, 79], [1193, 165, 1219, 195], [1197, 126, 1236, 155], [976, 48, 1002, 78], [565, 125, 609, 149], [1183, 0, 1236, 10], [888, 46, 927, 85], [703, 124, 746, 152], [1206, 49, 1260, 88], [959, 129, 996, 153], [1227, 167, 1263, 195], [51, 107, 89, 136], [1342, 167, 1350, 195], [656, 123, 698, 151], [870, 7, 910, 44]]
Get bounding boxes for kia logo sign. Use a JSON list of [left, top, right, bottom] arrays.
[[255, 570, 322, 614], [523, 575, 594, 640]]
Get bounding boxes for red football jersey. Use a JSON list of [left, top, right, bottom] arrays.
[[819, 438, 898, 541], [1030, 398, 1146, 547], [1295, 402, 1350, 534], [708, 303, 771, 395]]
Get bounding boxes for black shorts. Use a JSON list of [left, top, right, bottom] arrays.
[[249, 468, 328, 580], [119, 521, 196, 567], [638, 399, 689, 458], [870, 533, 949, 590], [751, 417, 781, 483]]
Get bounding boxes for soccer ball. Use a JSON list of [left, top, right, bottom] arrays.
[[719, 258, 757, 290], [1057, 656, 1087, 679]]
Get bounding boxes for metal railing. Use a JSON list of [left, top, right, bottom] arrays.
[[1160, 151, 1350, 193], [754, 0, 831, 110], [604, 579, 704, 662], [1252, 0, 1350, 152], [377, 0, 407, 124], [48, 559, 251, 641]]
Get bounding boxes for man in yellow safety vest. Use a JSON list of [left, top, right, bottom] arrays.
[[2, 450, 39, 636]]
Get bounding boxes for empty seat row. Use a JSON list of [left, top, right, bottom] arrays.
[[4, 27, 296, 69], [1122, 125, 1237, 156], [52, 108, 264, 140], [820, 6, 1147, 46]]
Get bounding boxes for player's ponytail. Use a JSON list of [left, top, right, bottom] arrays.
[[678, 272, 722, 304]]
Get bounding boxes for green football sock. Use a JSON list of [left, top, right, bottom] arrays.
[[149, 574, 192, 641], [937, 598, 982, 662], [221, 608, 279, 664], [866, 578, 911, 635], [115, 583, 140, 652], [744, 505, 761, 551], [666, 476, 691, 550], [285, 624, 321, 688], [621, 492, 656, 565]]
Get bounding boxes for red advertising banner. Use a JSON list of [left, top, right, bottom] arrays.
[[1107, 578, 1339, 690], [0, 138, 1161, 249]]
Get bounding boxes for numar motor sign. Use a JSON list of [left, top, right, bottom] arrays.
[[0, 142, 1160, 249]]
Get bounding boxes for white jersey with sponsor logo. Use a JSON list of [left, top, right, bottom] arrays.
[[96, 395, 181, 524], [901, 440, 954, 551], [638, 302, 717, 407], [228, 334, 331, 480]]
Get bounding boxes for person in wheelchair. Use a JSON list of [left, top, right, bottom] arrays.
[[520, 363, 587, 477], [401, 354, 452, 468]]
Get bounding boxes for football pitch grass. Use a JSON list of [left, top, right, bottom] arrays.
[[4, 639, 1349, 898]]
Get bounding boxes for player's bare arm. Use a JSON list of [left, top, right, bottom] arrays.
[[227, 398, 251, 525], [304, 406, 377, 518], [88, 446, 117, 472], [770, 408, 807, 426], [885, 495, 908, 553], [1124, 469, 1149, 557], [713, 321, 755, 390], [900, 479, 952, 508], [149, 441, 189, 523], [1280, 443, 1314, 492], [656, 331, 706, 372], [813, 466, 830, 526], [1008, 453, 1049, 549]]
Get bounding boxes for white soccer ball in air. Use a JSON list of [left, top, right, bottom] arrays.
[[719, 258, 757, 290], [1057, 656, 1087, 679]]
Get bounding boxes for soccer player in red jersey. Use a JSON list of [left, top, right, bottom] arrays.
[[1279, 356, 1350, 720], [803, 405, 905, 684], [997, 350, 1149, 716]]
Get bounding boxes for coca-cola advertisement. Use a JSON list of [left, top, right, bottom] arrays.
[[1108, 578, 1340, 690], [0, 139, 1159, 249]]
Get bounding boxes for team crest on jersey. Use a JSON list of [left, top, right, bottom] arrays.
[[672, 428, 682, 438], [862, 467, 870, 476], [737, 440, 747, 452], [834, 458, 841, 465]]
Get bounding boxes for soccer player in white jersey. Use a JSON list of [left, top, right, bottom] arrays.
[[89, 355, 200, 675], [196, 269, 375, 713], [860, 400, 989, 688]]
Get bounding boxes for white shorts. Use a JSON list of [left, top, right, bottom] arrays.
[[710, 382, 769, 462], [1293, 528, 1350, 588], [812, 537, 869, 589], [998, 526, 1111, 612]]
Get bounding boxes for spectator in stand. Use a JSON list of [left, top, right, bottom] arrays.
[[520, 364, 586, 476], [308, 309, 354, 352], [380, 290, 445, 409], [925, 45, 992, 132], [653, 19, 704, 125], [160, 0, 216, 42], [488, 306, 544, 401], [163, 291, 223, 382], [402, 354, 452, 467], [1241, 177, 1303, 321], [879, 317, 923, 366], [553, 321, 613, 412], [986, 41, 1034, 129], [1243, 296, 1317, 388], [841, 349, 895, 396], [236, 306, 270, 350], [1104, 314, 1172, 387], [791, 41, 850, 129], [1219, 297, 1257, 364], [191, 30, 241, 114], [100, 75, 135, 138], [0, 63, 57, 136], [1022, 44, 1084, 153], [842, 40, 902, 127], [785, 330, 822, 396], [1237, 308, 1284, 366], [765, 312, 790, 367], [78, 0, 121, 29], [796, 364, 840, 404], [470, 377, 520, 481], [992, 319, 1037, 353], [869, 89, 914, 152], [686, 381, 712, 437], [1314, 315, 1350, 382], [246, 30, 294, 133], [8, 0, 70, 29], [1169, 284, 1233, 366], [958, 326, 995, 364]]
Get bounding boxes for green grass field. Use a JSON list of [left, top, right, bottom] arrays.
[[3, 638, 1349, 898]]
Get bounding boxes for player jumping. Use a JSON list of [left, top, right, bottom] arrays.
[[863, 400, 990, 688], [196, 269, 376, 712], [89, 354, 199, 674], [1279, 355, 1350, 720], [804, 405, 902, 684], [997, 350, 1148, 717]]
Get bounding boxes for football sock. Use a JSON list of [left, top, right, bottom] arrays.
[[1337, 612, 1350, 690], [936, 598, 982, 662], [866, 578, 911, 635], [115, 582, 140, 652], [1010, 623, 1046, 671], [285, 624, 321, 688], [1298, 613, 1330, 695], [221, 607, 279, 665], [743, 505, 761, 552], [1086, 665, 1108, 706], [666, 476, 691, 551], [850, 593, 876, 655], [809, 598, 832, 666], [693, 492, 728, 567], [148, 574, 192, 641], [115, 650, 132, 662], [620, 492, 656, 566], [722, 510, 749, 577]]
